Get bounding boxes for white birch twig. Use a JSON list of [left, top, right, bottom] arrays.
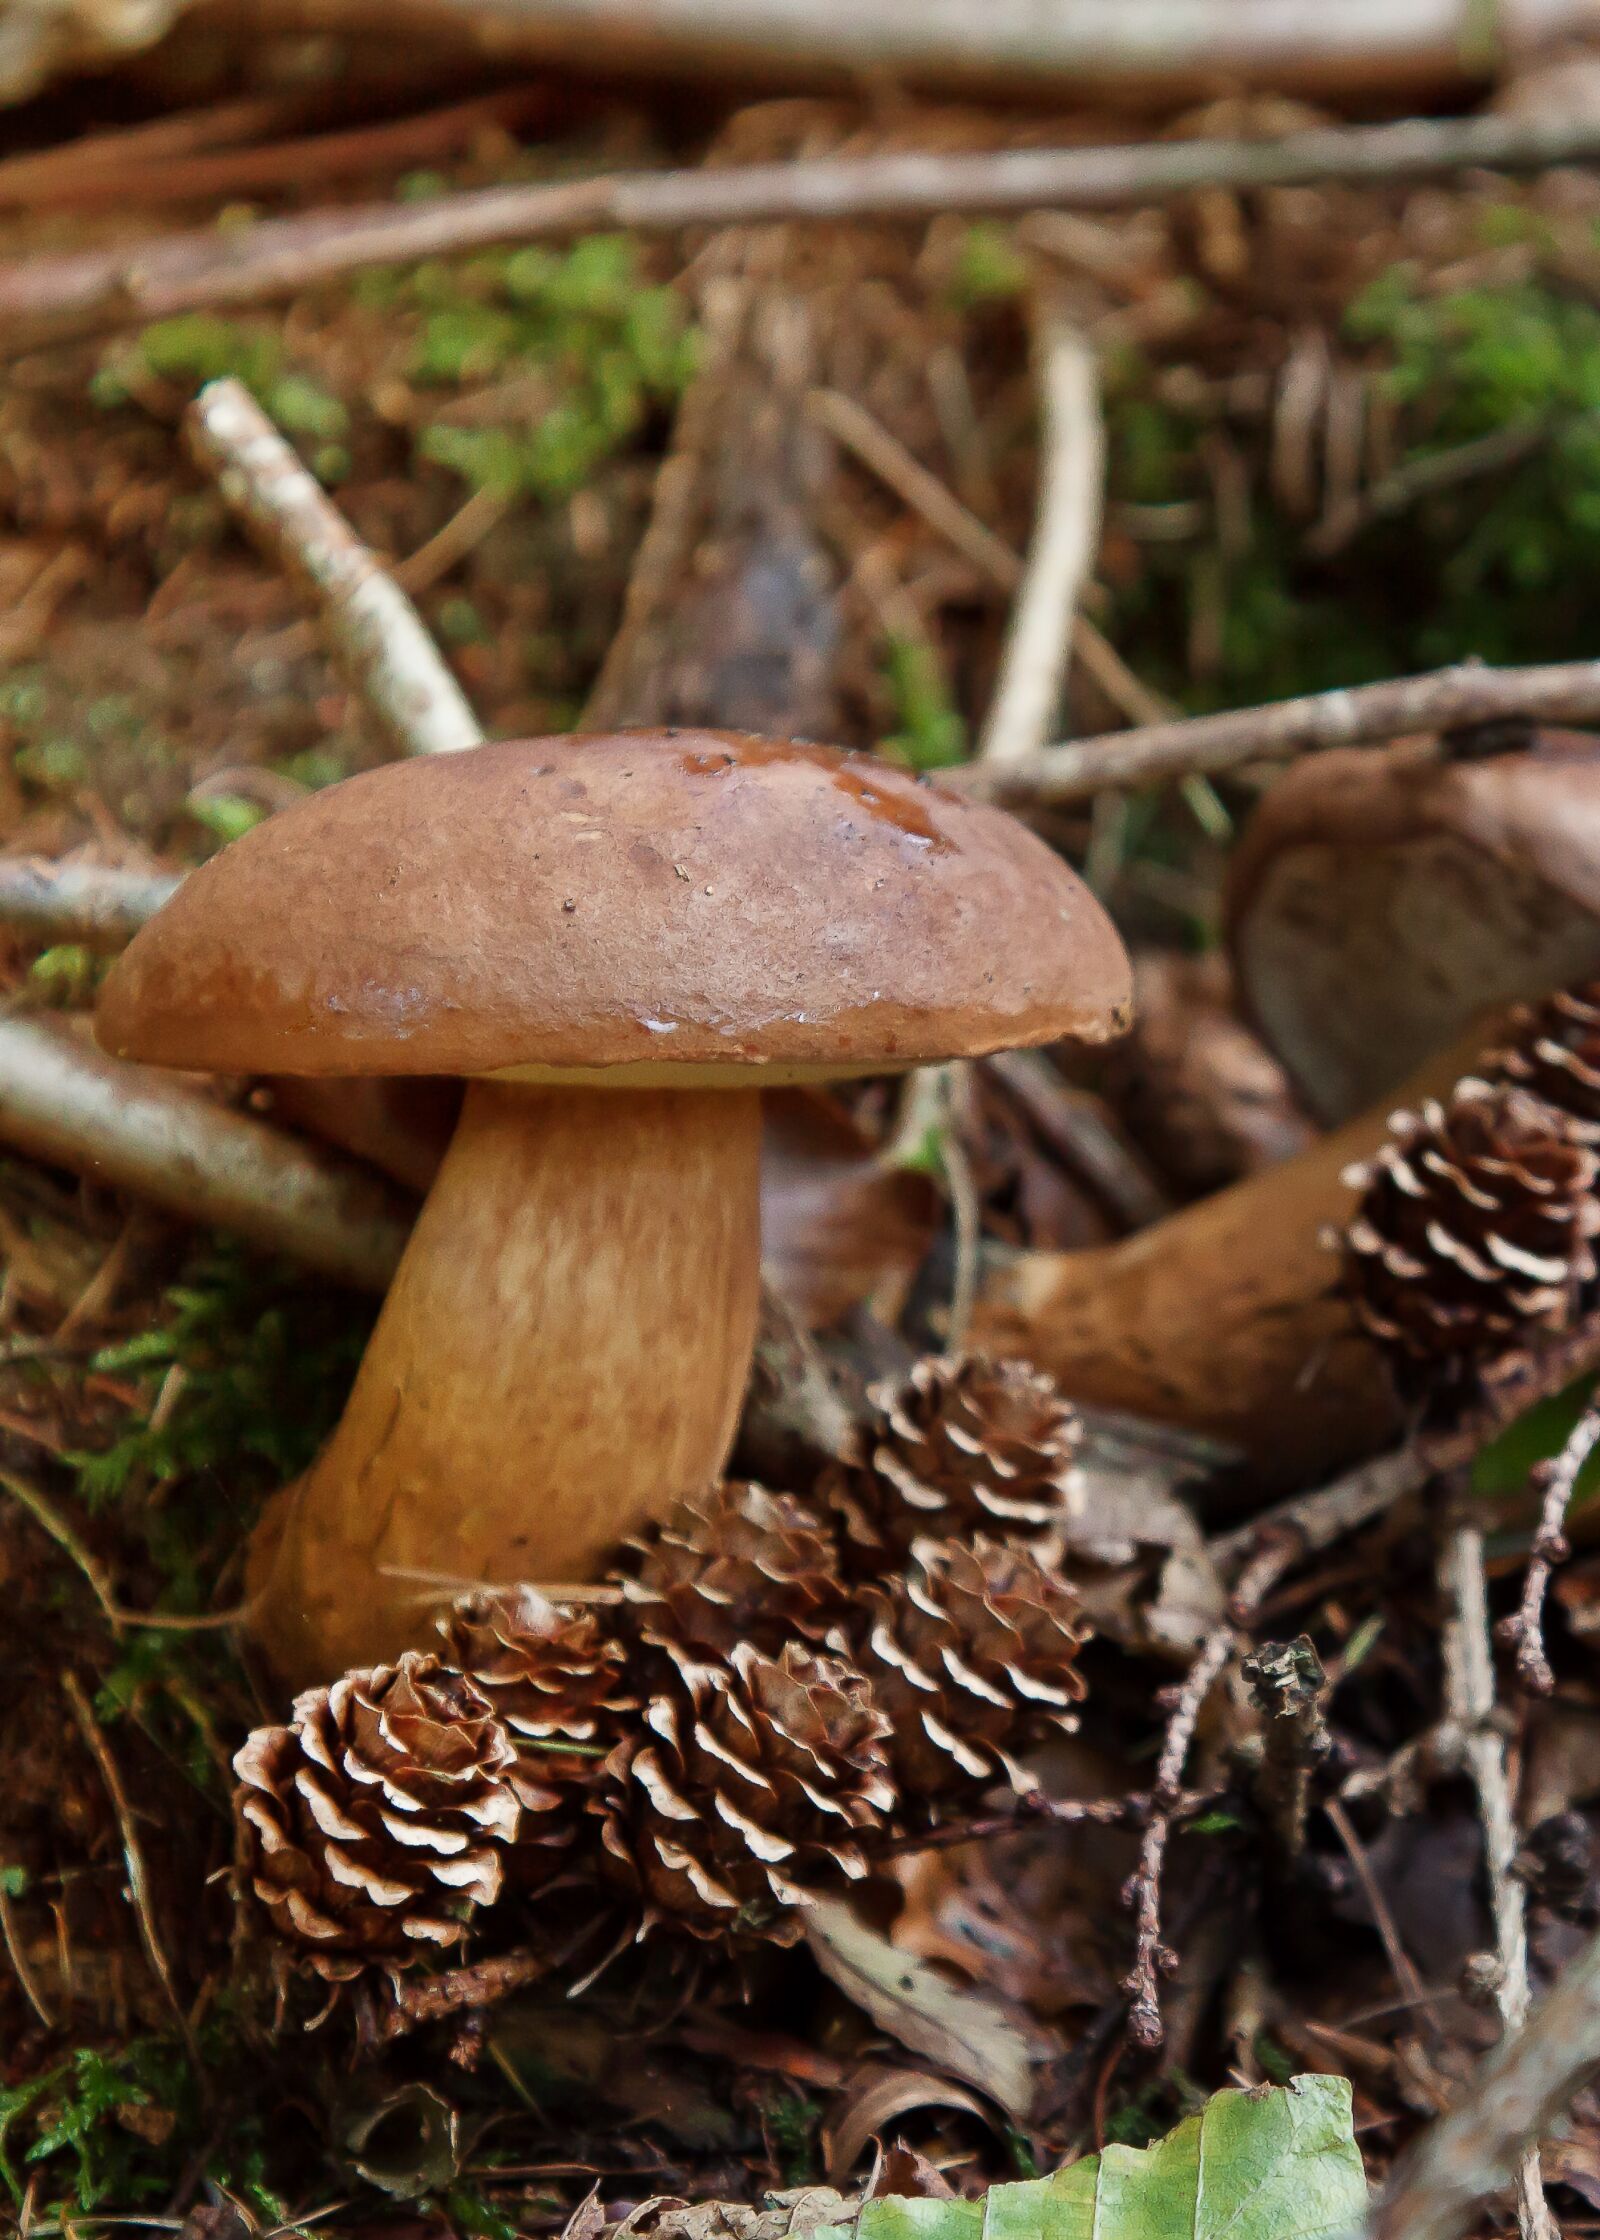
[[0, 1017, 410, 1290], [977, 310, 1104, 769], [0, 858, 181, 948], [1437, 1516, 1552, 2240], [186, 379, 485, 760]]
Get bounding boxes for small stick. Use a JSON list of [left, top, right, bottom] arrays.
[[0, 1016, 412, 1291], [978, 310, 1104, 768], [1210, 1307, 1600, 1585], [1371, 1921, 1600, 2240], [0, 859, 180, 950], [1121, 1622, 1234, 2049], [1121, 1536, 1295, 2048], [809, 382, 1157, 729], [61, 1668, 197, 2067], [981, 1047, 1173, 1230], [1242, 1636, 1330, 1861], [186, 380, 484, 761], [1437, 1511, 1553, 2240], [14, 110, 1600, 352], [1325, 1794, 1440, 2032], [0, 1875, 54, 2028], [958, 656, 1600, 806], [872, 1786, 1214, 1860], [360, 1947, 551, 2042], [0, 1466, 249, 1633], [1498, 1390, 1600, 1696]]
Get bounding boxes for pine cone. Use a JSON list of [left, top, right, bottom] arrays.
[[1342, 1083, 1600, 1389], [599, 1640, 895, 1946], [621, 1481, 848, 1658], [826, 1354, 1082, 1571], [441, 1586, 634, 1890], [232, 1652, 522, 1980], [1485, 982, 1600, 1141], [856, 1536, 1088, 1803]]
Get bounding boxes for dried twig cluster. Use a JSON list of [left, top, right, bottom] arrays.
[[231, 1354, 1090, 1996]]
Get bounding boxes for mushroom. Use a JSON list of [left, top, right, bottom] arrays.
[[98, 729, 1131, 1685], [1224, 729, 1600, 1126], [972, 1019, 1499, 1496]]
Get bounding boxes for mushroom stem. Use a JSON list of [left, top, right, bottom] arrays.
[[246, 1081, 762, 1685], [971, 1018, 1507, 1501]]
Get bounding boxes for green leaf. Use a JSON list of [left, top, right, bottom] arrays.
[[857, 2078, 1364, 2240]]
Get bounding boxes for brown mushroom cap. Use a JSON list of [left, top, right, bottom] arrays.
[[99, 730, 1131, 1081], [1223, 730, 1600, 1125]]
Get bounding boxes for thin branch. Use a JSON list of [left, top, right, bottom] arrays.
[[958, 656, 1600, 806], [1209, 1299, 1600, 1584], [978, 311, 1104, 768], [0, 1016, 411, 1291], [0, 860, 180, 950], [1498, 1390, 1600, 1696], [0, 1466, 123, 1633], [13, 110, 1600, 353], [809, 381, 1158, 729], [185, 380, 484, 760], [0, 1464, 249, 1635], [61, 1668, 197, 2067], [1370, 1923, 1600, 2240], [0, 1876, 53, 2029], [981, 1048, 1173, 1230], [1122, 1620, 1235, 2048], [1208, 1443, 1428, 1583], [1437, 1513, 1553, 2240], [872, 1789, 1143, 1860]]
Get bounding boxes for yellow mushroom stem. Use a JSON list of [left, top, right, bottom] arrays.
[[246, 1081, 761, 1686]]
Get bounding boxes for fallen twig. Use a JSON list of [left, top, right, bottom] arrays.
[[0, 858, 180, 950], [360, 1947, 552, 2043], [186, 380, 484, 760], [1437, 1509, 1553, 2240], [0, 1875, 53, 2029], [61, 1667, 197, 2067], [810, 381, 1159, 729], [13, 110, 1600, 352], [0, 1465, 249, 1635], [958, 657, 1600, 806], [981, 1048, 1173, 1230], [1210, 1299, 1600, 1584], [1371, 1916, 1600, 2240], [978, 309, 1103, 769], [4, 87, 549, 210], [873, 1789, 1141, 1860], [1498, 1390, 1600, 1696], [0, 1017, 412, 1290]]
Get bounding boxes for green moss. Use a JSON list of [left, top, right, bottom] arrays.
[[0, 2039, 199, 2213], [72, 1248, 368, 1522], [879, 633, 968, 770], [945, 221, 1031, 308], [409, 235, 697, 503], [1100, 241, 1600, 711], [93, 314, 347, 452]]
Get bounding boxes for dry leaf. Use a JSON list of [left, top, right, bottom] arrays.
[[802, 1894, 1048, 2125], [824, 2063, 997, 2184], [762, 1090, 940, 1329]]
